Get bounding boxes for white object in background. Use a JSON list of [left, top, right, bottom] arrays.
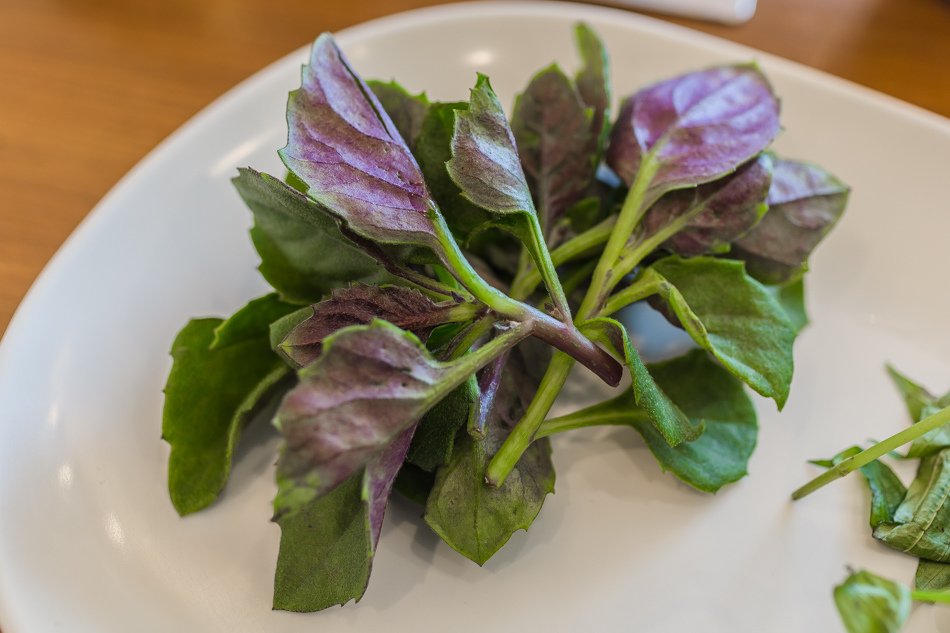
[[606, 0, 757, 24]]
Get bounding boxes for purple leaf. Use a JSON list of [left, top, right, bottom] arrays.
[[640, 153, 773, 256], [279, 284, 477, 367], [732, 157, 849, 283], [279, 34, 442, 252], [511, 65, 596, 237], [607, 65, 780, 204], [273, 320, 528, 518], [447, 74, 536, 218]]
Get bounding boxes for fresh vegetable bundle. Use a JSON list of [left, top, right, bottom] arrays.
[[162, 24, 848, 611]]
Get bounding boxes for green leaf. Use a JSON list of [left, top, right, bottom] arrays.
[[510, 64, 596, 237], [274, 425, 415, 611], [273, 473, 371, 611], [573, 22, 611, 158], [834, 569, 911, 633], [408, 375, 478, 471], [581, 317, 703, 446], [425, 429, 554, 566], [649, 256, 795, 408], [163, 303, 291, 515], [210, 294, 300, 349], [232, 168, 384, 304], [424, 349, 554, 565], [916, 560, 950, 592], [766, 277, 808, 334], [540, 349, 756, 493], [874, 448, 950, 561], [367, 79, 429, 151]]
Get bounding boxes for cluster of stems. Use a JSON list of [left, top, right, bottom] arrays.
[[484, 159, 665, 486]]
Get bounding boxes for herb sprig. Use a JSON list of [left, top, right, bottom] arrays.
[[162, 24, 848, 611]]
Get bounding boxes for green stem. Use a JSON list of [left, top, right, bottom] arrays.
[[911, 590, 950, 604], [536, 407, 646, 439], [601, 268, 667, 316], [446, 314, 496, 361], [791, 405, 950, 500], [521, 212, 573, 321], [439, 321, 533, 402], [430, 209, 621, 386], [484, 352, 577, 486], [509, 217, 616, 300], [487, 162, 662, 486], [577, 159, 658, 320]]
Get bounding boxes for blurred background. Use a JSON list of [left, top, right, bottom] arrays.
[[0, 0, 948, 337]]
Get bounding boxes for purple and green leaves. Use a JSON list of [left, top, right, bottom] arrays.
[[233, 169, 387, 304], [607, 64, 780, 208], [273, 431, 412, 611], [638, 153, 772, 256], [273, 320, 528, 518], [732, 157, 850, 283], [280, 34, 442, 253]]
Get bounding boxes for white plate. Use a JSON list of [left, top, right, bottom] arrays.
[[2, 2, 949, 632]]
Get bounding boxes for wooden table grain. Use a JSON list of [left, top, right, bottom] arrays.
[[0, 0, 947, 627]]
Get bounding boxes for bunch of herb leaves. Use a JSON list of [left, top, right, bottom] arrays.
[[162, 24, 848, 611]]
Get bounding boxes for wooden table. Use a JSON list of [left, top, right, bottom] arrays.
[[0, 0, 948, 338]]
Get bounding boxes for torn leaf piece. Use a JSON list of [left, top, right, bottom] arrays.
[[874, 448, 950, 562], [834, 570, 911, 633]]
